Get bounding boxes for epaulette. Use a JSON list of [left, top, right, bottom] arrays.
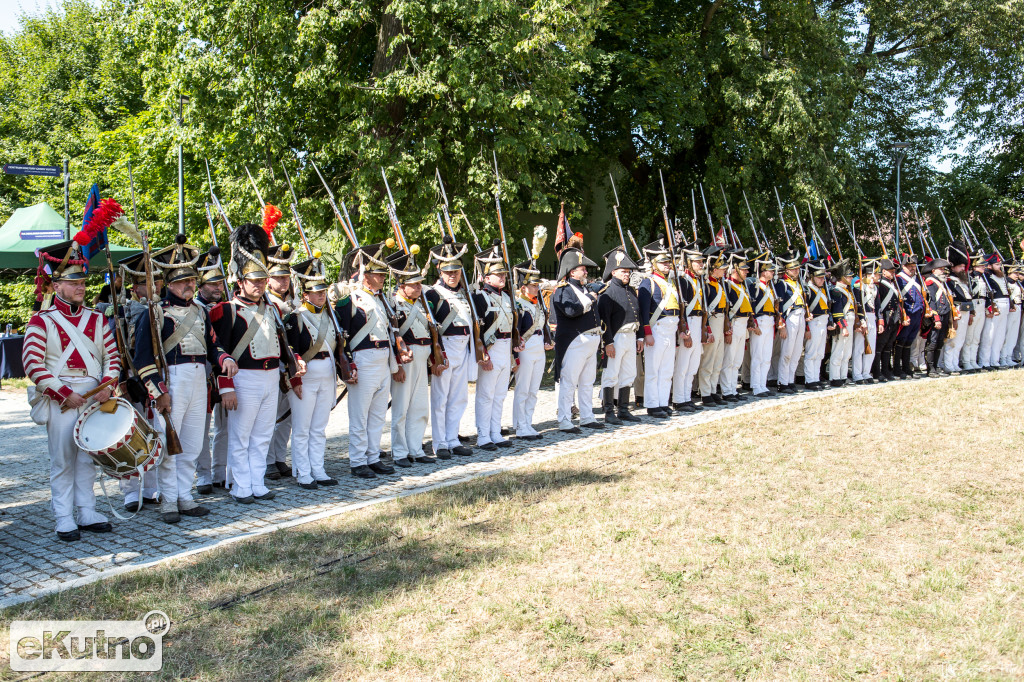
[[555, 281, 567, 289]]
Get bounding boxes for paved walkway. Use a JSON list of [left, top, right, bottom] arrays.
[[1, 381, 872, 609]]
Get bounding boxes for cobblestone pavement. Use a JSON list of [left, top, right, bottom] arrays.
[[1, 380, 880, 608]]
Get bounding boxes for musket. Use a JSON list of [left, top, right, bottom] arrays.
[[936, 205, 956, 244], [380, 167, 449, 373], [804, 202, 832, 261], [839, 212, 864, 258], [1004, 226, 1018, 263], [608, 174, 627, 251], [203, 203, 227, 279], [244, 165, 279, 246], [100, 165, 136, 384], [491, 152, 522, 352], [901, 218, 934, 319], [626, 229, 644, 261], [742, 190, 763, 252], [976, 217, 1003, 261], [699, 183, 716, 245], [720, 184, 741, 248], [521, 236, 554, 348], [205, 160, 234, 234], [870, 209, 889, 258], [773, 187, 793, 248], [659, 170, 691, 343], [911, 205, 928, 257], [141, 231, 182, 456], [847, 214, 871, 354], [282, 160, 352, 384], [689, 189, 699, 242], [823, 200, 847, 259], [816, 200, 842, 260], [461, 213, 483, 254], [912, 205, 940, 257]]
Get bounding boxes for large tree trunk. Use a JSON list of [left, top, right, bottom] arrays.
[[371, 4, 407, 137]]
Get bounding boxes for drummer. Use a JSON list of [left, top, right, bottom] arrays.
[[22, 240, 121, 542], [134, 237, 237, 524]]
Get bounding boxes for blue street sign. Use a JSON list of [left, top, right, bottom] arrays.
[[3, 164, 63, 177], [20, 230, 66, 240]]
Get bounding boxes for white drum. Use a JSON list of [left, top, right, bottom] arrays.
[[74, 397, 162, 480]]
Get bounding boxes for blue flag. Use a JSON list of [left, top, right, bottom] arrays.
[[807, 238, 819, 261], [76, 183, 109, 270]]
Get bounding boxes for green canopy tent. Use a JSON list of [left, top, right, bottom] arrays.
[[0, 202, 139, 270]]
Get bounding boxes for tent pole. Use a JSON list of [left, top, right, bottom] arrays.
[[63, 159, 69, 239]]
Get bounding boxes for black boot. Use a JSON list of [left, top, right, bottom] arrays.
[[900, 344, 914, 378], [617, 387, 641, 422], [603, 387, 623, 425]]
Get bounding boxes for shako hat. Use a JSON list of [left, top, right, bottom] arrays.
[[386, 248, 426, 284], [429, 235, 469, 272], [291, 251, 330, 292], [151, 235, 201, 283]]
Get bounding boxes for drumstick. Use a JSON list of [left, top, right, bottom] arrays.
[[61, 378, 116, 413]]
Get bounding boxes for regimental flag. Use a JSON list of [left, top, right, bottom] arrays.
[[715, 226, 727, 246], [807, 237, 819, 261], [554, 202, 570, 255], [73, 183, 124, 271]]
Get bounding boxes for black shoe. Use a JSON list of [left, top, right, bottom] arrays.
[[299, 481, 319, 490], [351, 465, 377, 479], [452, 446, 474, 457], [458, 434, 473, 443], [411, 455, 437, 464], [196, 484, 214, 495], [700, 396, 718, 408], [368, 461, 395, 474], [605, 411, 623, 425], [254, 490, 277, 501], [678, 402, 697, 413], [233, 494, 255, 504], [495, 440, 513, 448], [142, 495, 160, 505], [275, 461, 292, 477], [393, 457, 414, 468], [712, 393, 727, 404], [161, 511, 181, 524], [178, 504, 210, 517], [690, 400, 704, 411], [501, 427, 510, 436], [646, 408, 668, 419], [618, 410, 641, 422], [479, 442, 498, 451], [830, 380, 844, 388], [582, 421, 604, 429], [265, 469, 282, 481], [316, 477, 339, 486], [528, 433, 544, 440], [123, 500, 145, 512], [212, 481, 227, 489], [78, 521, 113, 533], [435, 449, 453, 460], [561, 426, 583, 433], [57, 529, 81, 542]]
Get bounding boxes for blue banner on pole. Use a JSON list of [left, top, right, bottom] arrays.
[[3, 164, 63, 177]]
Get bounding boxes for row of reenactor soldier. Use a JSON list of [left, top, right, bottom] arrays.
[[23, 217, 1023, 541]]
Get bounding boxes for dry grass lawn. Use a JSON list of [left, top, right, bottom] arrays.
[[3, 372, 1024, 680]]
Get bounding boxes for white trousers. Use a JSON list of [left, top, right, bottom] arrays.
[[157, 362, 208, 509], [119, 398, 158, 505], [348, 347, 390, 467], [748, 316, 775, 393], [644, 318, 677, 408], [778, 308, 806, 386], [941, 314, 969, 372], [391, 345, 430, 460], [999, 306, 1021, 366], [601, 331, 638, 390], [430, 335, 470, 452], [719, 320, 748, 396], [557, 333, 599, 428], [513, 334, 546, 436], [911, 334, 926, 369], [852, 312, 877, 381], [768, 329, 782, 382], [829, 313, 855, 381], [227, 369, 279, 498], [961, 300, 987, 369], [979, 299, 1009, 367], [198, 403, 228, 486], [803, 315, 828, 383], [267, 391, 290, 466], [671, 315, 703, 403], [288, 357, 336, 483], [47, 376, 106, 532], [1016, 313, 1024, 362], [697, 315, 725, 397], [476, 338, 511, 444]]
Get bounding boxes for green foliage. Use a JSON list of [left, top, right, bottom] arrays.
[[0, 276, 37, 331], [0, 0, 1021, 270]]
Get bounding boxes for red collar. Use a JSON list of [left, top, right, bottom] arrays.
[[51, 295, 82, 316]]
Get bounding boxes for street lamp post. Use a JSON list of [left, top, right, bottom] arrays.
[[177, 94, 190, 237], [892, 142, 910, 256]]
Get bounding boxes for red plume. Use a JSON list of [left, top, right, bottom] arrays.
[[74, 198, 124, 246], [263, 204, 282, 238]]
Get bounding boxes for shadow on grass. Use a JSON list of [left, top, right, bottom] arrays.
[[2, 465, 630, 680]]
